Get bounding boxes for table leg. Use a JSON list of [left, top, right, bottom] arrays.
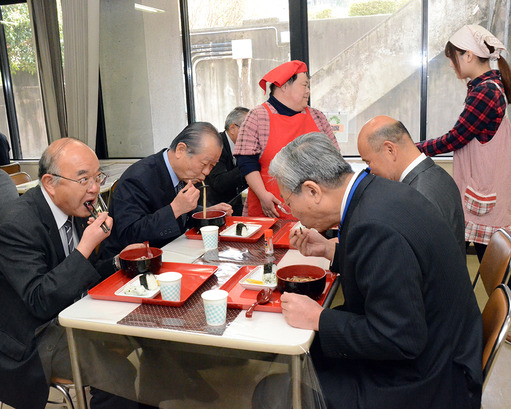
[[291, 355, 302, 409], [66, 328, 87, 409]]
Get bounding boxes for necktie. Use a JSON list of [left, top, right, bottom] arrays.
[[176, 180, 186, 193], [64, 217, 75, 254], [176, 181, 188, 225]]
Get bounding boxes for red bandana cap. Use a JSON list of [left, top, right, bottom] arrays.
[[258, 60, 308, 94]]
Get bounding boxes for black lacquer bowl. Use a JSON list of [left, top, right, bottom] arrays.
[[119, 247, 163, 278], [276, 264, 327, 300]]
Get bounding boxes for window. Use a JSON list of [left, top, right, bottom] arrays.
[[188, 0, 291, 130], [0, 2, 48, 159], [308, 0, 421, 155]]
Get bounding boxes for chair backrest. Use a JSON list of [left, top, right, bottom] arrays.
[[0, 161, 20, 175], [9, 171, 32, 185], [482, 283, 511, 390], [473, 229, 511, 295], [106, 178, 118, 209]]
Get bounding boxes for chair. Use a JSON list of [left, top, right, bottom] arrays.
[[106, 178, 118, 209], [472, 228, 511, 296], [0, 161, 20, 175], [9, 171, 32, 185], [47, 377, 76, 409], [482, 283, 511, 390]]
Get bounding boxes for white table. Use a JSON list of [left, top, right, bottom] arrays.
[[59, 236, 335, 408]]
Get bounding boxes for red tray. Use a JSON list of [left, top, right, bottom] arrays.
[[185, 216, 278, 243], [273, 220, 300, 249], [220, 265, 338, 313], [88, 262, 218, 306]]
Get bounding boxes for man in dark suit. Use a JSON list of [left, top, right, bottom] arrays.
[[204, 107, 248, 215], [257, 132, 482, 409], [357, 116, 465, 255], [0, 132, 10, 165], [0, 138, 147, 409], [100, 122, 232, 259]]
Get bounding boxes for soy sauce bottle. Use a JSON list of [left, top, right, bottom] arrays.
[[263, 229, 275, 284]]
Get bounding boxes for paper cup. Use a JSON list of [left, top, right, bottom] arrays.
[[201, 289, 228, 326], [158, 272, 182, 301], [200, 225, 219, 250]]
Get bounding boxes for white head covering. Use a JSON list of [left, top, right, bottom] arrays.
[[449, 25, 506, 61]]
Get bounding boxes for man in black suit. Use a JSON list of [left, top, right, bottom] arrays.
[[257, 132, 482, 409], [100, 122, 232, 259], [0, 138, 147, 409], [0, 132, 10, 165], [204, 107, 248, 215], [357, 116, 465, 255]]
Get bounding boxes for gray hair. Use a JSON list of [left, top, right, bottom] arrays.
[[367, 120, 412, 152], [269, 132, 353, 193], [224, 107, 249, 131], [169, 122, 222, 154]]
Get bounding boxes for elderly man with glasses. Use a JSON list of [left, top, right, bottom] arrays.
[[0, 138, 151, 409], [253, 132, 483, 409]]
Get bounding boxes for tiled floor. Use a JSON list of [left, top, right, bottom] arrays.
[[2, 254, 510, 409]]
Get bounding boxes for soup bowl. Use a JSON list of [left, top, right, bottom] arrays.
[[192, 210, 226, 229], [119, 246, 163, 278], [276, 264, 326, 300]]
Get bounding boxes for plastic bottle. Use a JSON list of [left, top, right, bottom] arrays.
[[264, 229, 274, 256]]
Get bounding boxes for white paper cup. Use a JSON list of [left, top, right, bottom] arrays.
[[200, 225, 219, 250], [201, 289, 228, 326], [158, 272, 182, 301]]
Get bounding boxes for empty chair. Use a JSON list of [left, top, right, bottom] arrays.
[[9, 171, 32, 185], [472, 228, 511, 295], [0, 161, 20, 175], [482, 283, 511, 390]]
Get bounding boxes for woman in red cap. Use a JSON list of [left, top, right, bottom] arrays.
[[233, 60, 339, 218]]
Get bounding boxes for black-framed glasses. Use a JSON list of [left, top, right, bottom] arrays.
[[50, 172, 108, 188], [277, 190, 293, 215]]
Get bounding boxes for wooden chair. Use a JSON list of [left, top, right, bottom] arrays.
[[9, 171, 32, 185], [0, 161, 20, 174], [106, 178, 118, 209], [482, 283, 511, 390], [472, 228, 511, 296]]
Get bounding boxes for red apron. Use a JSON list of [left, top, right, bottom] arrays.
[[247, 103, 320, 218]]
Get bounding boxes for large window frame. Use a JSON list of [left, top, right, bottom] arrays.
[[1, 0, 509, 159]]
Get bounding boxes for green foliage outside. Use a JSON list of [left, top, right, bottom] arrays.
[[1, 4, 36, 75], [349, 0, 409, 16], [310, 8, 334, 20]]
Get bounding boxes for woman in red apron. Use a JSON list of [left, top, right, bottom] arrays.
[[234, 60, 339, 219]]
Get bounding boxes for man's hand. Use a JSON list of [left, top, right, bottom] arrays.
[[77, 212, 113, 258], [171, 181, 200, 218], [289, 227, 336, 260], [207, 203, 233, 217], [280, 292, 323, 330]]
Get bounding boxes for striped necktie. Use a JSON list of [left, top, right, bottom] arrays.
[[176, 180, 186, 193], [64, 217, 75, 253]]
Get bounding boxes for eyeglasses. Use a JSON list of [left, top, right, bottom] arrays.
[[277, 191, 293, 215], [50, 172, 108, 188]]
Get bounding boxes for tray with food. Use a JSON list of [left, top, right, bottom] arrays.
[[185, 216, 277, 243], [88, 262, 218, 306], [220, 265, 338, 313]]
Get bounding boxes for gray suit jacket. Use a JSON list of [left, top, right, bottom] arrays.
[[402, 157, 465, 255]]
